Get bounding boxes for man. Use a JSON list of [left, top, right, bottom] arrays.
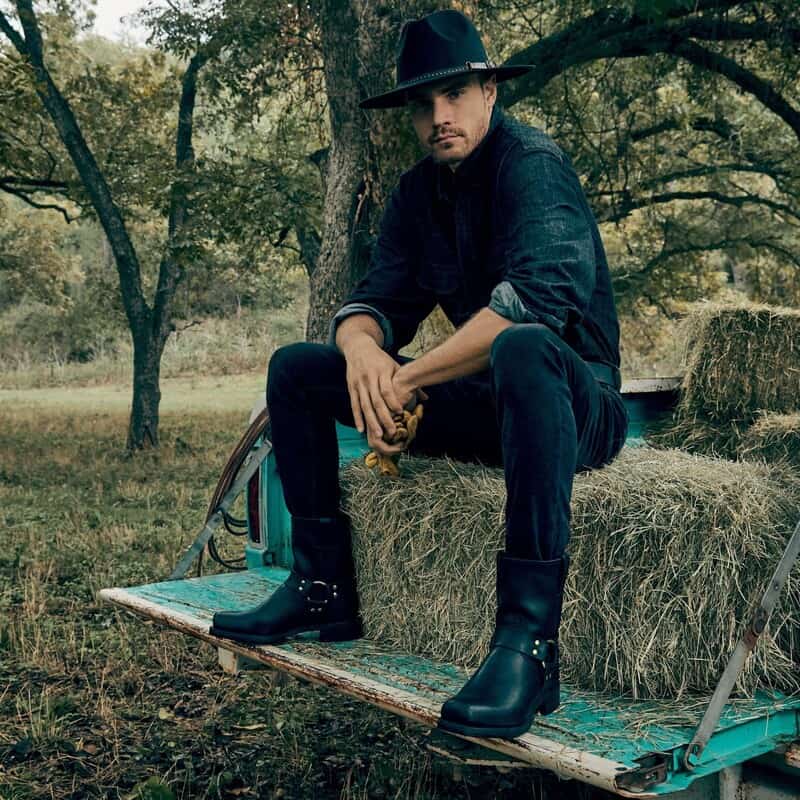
[[211, 10, 628, 740]]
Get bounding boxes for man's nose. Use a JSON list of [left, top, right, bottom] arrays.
[[431, 96, 453, 128]]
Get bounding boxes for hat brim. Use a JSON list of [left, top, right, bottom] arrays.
[[359, 64, 533, 110]]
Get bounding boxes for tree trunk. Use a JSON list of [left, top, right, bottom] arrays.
[[306, 0, 401, 342], [306, 1, 460, 341], [295, 218, 321, 278], [129, 329, 164, 449], [0, 0, 208, 449], [306, 0, 368, 341]]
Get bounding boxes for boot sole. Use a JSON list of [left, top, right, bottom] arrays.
[[209, 618, 363, 645]]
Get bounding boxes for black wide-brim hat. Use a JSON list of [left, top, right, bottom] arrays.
[[360, 10, 532, 110]]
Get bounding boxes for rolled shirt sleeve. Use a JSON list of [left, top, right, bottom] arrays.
[[488, 147, 596, 336], [327, 303, 394, 350], [329, 177, 437, 355]]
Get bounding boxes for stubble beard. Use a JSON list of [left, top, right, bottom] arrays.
[[430, 113, 490, 168]]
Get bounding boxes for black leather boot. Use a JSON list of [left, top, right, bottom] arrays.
[[437, 551, 570, 738], [210, 514, 363, 645]]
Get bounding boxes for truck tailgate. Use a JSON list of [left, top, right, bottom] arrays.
[[100, 566, 800, 797]]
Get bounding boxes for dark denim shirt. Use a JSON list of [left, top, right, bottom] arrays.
[[328, 106, 621, 380]]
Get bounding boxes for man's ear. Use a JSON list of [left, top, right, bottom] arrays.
[[484, 74, 498, 108]]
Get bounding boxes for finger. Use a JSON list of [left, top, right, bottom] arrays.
[[371, 437, 406, 456], [369, 378, 396, 437], [349, 385, 365, 434], [359, 383, 385, 441], [380, 373, 403, 415]]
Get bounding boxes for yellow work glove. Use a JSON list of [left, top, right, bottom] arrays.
[[363, 404, 424, 478]]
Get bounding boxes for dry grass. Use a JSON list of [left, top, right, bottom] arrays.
[[0, 303, 306, 392], [0, 400, 589, 800], [342, 449, 800, 700]]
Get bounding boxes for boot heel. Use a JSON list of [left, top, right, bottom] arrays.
[[537, 681, 560, 715], [319, 618, 364, 642]]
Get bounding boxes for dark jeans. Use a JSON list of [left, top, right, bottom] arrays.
[[265, 323, 628, 561]]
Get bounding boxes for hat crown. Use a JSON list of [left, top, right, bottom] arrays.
[[396, 10, 489, 85]]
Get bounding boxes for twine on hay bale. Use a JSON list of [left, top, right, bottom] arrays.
[[340, 448, 800, 701], [648, 302, 800, 458], [739, 413, 800, 468]]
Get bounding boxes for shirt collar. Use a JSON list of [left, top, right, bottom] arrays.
[[435, 105, 504, 201]]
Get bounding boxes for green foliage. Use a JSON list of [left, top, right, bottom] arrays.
[[129, 778, 175, 800], [476, 1, 800, 312], [0, 198, 82, 310], [2, 0, 799, 378]]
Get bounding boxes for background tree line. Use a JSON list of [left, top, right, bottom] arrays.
[[1, 0, 798, 448]]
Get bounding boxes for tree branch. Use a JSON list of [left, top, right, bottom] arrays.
[[616, 233, 790, 290], [499, 0, 746, 104], [666, 39, 800, 142], [596, 189, 800, 224], [0, 182, 76, 222], [151, 50, 207, 345], [499, 4, 800, 146], [0, 175, 68, 191], [0, 8, 27, 54]]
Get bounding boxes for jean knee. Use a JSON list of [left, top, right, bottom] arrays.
[[267, 341, 333, 401], [490, 324, 561, 378]]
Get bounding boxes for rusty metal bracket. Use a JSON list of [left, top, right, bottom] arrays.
[[683, 515, 800, 771], [615, 752, 670, 793]]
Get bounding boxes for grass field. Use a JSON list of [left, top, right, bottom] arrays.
[[0, 375, 601, 800]]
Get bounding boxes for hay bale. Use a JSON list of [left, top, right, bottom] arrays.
[[341, 448, 800, 700], [647, 415, 749, 460], [679, 302, 800, 421], [648, 302, 800, 457], [739, 413, 800, 467]]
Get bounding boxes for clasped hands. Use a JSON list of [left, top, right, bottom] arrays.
[[344, 337, 428, 472]]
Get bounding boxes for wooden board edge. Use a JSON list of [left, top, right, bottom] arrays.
[[620, 377, 682, 394], [99, 586, 653, 796]]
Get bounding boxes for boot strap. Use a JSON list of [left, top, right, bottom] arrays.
[[287, 572, 343, 611], [490, 626, 557, 664]]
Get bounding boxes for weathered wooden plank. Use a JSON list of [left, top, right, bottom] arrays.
[[620, 377, 682, 394], [100, 585, 646, 796], [218, 647, 271, 675], [100, 571, 800, 797]]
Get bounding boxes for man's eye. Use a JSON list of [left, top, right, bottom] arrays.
[[448, 89, 463, 100]]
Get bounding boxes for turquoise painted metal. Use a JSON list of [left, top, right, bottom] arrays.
[[245, 420, 371, 570]]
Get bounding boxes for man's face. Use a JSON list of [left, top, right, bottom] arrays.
[[407, 74, 497, 171]]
